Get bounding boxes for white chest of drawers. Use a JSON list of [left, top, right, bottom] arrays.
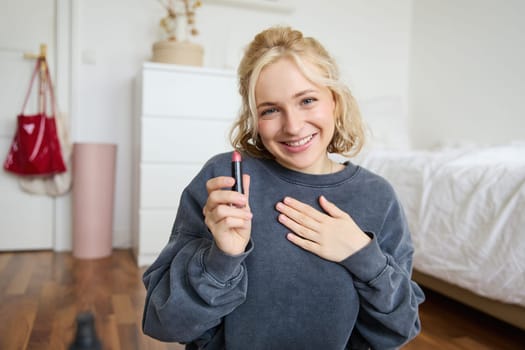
[[132, 63, 239, 266]]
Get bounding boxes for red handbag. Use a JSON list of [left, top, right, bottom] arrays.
[[3, 57, 67, 176]]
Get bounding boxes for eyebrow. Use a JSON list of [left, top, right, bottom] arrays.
[[256, 89, 318, 109]]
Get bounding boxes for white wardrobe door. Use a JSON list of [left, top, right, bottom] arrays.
[[141, 118, 233, 163]]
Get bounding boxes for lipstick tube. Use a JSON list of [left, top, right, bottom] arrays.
[[231, 150, 244, 194]]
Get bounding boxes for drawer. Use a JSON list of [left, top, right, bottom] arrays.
[[139, 209, 177, 253], [142, 68, 240, 120], [142, 118, 233, 163], [140, 163, 201, 208]]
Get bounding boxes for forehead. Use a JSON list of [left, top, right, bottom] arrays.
[[255, 57, 322, 99]]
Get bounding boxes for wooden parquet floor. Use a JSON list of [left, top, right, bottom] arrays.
[[0, 249, 523, 350]]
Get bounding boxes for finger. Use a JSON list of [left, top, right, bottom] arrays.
[[243, 174, 250, 199], [204, 191, 244, 217], [206, 215, 251, 236], [241, 174, 251, 210], [276, 199, 321, 231], [217, 215, 252, 230], [205, 204, 252, 227], [207, 189, 248, 210], [206, 176, 235, 194], [286, 233, 320, 254], [319, 195, 349, 219], [215, 204, 253, 222], [278, 213, 317, 241], [282, 197, 325, 223]]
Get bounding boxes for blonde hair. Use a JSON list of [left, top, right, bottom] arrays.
[[230, 26, 365, 158]]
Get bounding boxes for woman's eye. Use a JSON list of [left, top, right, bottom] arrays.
[[260, 107, 278, 117], [302, 97, 316, 105]]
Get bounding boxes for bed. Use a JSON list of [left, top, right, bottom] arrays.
[[343, 96, 525, 330], [355, 142, 525, 330]]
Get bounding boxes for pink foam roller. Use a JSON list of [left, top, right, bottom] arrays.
[[72, 143, 117, 259]]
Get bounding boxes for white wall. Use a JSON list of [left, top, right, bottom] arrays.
[[408, 0, 525, 149], [72, 0, 413, 248]]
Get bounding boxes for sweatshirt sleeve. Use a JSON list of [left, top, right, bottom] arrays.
[[340, 193, 425, 350], [141, 185, 252, 345]]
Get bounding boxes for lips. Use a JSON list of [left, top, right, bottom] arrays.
[[283, 134, 315, 147]]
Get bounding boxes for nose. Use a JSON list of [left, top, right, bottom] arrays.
[[282, 108, 304, 135]]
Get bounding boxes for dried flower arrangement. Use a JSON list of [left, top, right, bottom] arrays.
[[158, 0, 202, 41]]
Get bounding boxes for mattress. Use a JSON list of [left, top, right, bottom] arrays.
[[356, 142, 525, 306]]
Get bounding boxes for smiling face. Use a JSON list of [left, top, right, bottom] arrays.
[[255, 57, 336, 174]]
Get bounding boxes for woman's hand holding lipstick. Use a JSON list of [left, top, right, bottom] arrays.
[[203, 174, 252, 256]]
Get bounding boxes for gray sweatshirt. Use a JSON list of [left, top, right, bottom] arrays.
[[142, 152, 424, 350]]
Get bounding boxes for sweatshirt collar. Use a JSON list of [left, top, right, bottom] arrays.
[[257, 157, 360, 188]]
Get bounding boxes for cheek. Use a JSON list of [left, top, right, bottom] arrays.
[[316, 104, 336, 130], [257, 119, 265, 138], [257, 119, 276, 141]]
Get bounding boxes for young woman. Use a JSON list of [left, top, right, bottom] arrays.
[[142, 26, 424, 350]]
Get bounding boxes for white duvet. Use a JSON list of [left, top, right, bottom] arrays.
[[356, 143, 525, 306]]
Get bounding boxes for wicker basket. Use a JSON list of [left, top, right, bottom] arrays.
[[152, 40, 204, 66]]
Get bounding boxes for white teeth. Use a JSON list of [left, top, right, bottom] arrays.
[[285, 134, 313, 147]]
